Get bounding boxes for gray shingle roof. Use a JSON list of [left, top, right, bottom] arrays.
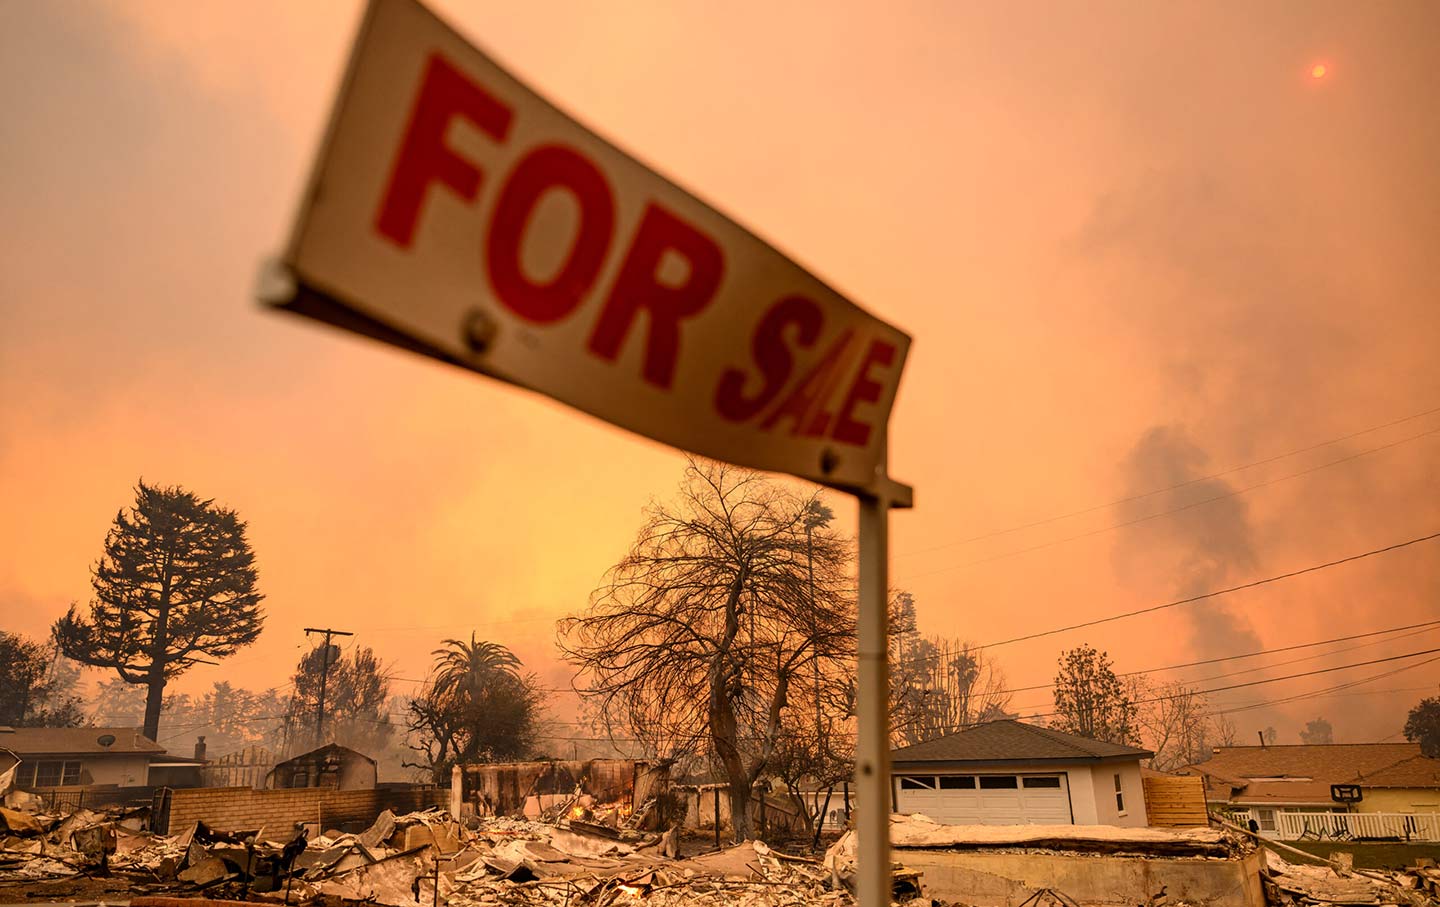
[[891, 719, 1152, 765], [0, 726, 165, 756]]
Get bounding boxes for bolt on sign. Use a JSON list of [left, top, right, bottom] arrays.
[[264, 0, 910, 496]]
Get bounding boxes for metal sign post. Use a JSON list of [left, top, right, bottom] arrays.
[[856, 455, 911, 907]]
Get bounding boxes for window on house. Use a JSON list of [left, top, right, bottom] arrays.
[[32, 761, 81, 787], [939, 776, 976, 789], [899, 776, 937, 790], [1023, 776, 1062, 789], [1114, 773, 1126, 814], [1256, 808, 1277, 832], [979, 775, 1018, 789]]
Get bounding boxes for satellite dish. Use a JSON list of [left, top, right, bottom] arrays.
[[97, 734, 116, 747]]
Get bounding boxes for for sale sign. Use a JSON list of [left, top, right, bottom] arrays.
[[268, 0, 910, 494]]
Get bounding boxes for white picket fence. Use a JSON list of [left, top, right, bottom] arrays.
[[1231, 809, 1440, 842]]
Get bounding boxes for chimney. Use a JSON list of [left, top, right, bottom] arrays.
[[194, 736, 207, 762]]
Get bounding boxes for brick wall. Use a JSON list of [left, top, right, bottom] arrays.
[[162, 785, 444, 835]]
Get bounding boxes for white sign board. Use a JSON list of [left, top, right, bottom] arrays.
[[269, 0, 910, 494]]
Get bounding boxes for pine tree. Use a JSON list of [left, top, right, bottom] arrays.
[[55, 481, 265, 741]]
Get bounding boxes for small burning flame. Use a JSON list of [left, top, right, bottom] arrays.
[[616, 884, 645, 897]]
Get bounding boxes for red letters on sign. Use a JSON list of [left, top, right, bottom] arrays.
[[587, 204, 724, 389], [714, 295, 823, 422], [367, 53, 896, 455], [487, 145, 616, 324], [832, 339, 897, 447], [375, 54, 513, 247], [760, 329, 856, 435]]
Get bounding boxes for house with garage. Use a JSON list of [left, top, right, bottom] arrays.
[[1181, 741, 1440, 841], [890, 719, 1153, 826]]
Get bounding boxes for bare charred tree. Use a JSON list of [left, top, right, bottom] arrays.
[[770, 648, 857, 838], [891, 618, 1013, 746], [1052, 644, 1135, 744], [1129, 679, 1216, 770], [560, 459, 854, 842], [1211, 713, 1239, 747], [55, 481, 264, 742]]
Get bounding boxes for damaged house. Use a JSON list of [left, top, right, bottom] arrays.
[[450, 759, 669, 826], [267, 743, 377, 790]]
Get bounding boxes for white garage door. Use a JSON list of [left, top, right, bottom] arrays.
[[895, 773, 1072, 825]]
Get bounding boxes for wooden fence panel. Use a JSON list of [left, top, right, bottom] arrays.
[[1143, 774, 1210, 827]]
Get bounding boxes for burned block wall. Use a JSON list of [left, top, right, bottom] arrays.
[[162, 785, 444, 835], [453, 759, 664, 818]]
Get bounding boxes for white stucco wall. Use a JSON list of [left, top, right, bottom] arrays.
[[78, 755, 151, 787], [20, 754, 151, 788], [1086, 763, 1148, 827], [1063, 766, 1100, 824]]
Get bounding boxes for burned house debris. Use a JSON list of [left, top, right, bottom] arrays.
[[451, 759, 672, 827], [268, 743, 377, 791], [0, 790, 840, 907], [5, 763, 1440, 907]]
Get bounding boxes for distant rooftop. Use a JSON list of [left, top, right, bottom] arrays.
[[891, 719, 1153, 765], [0, 726, 165, 756], [1182, 742, 1440, 803], [1191, 742, 1421, 783]]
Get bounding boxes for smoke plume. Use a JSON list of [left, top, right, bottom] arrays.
[[1115, 426, 1263, 660]]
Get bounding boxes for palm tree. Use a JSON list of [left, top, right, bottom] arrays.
[[430, 634, 522, 705], [407, 635, 537, 778]]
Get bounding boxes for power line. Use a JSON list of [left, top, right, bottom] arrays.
[[925, 617, 1440, 698], [900, 425, 1440, 579], [1018, 646, 1440, 723], [357, 614, 561, 632], [1163, 625, 1440, 689], [1207, 656, 1440, 718], [1002, 641, 1440, 715], [384, 675, 574, 694], [900, 403, 1440, 558], [973, 530, 1440, 651]]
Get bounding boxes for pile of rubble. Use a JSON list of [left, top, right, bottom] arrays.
[[0, 794, 858, 907], [1263, 851, 1440, 907]]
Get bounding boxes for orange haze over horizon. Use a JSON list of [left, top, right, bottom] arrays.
[[2, 0, 1437, 749]]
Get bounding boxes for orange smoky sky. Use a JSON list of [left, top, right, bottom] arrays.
[[1, 0, 1437, 745]]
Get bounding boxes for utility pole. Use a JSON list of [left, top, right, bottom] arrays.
[[304, 627, 353, 746], [803, 502, 833, 764]]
